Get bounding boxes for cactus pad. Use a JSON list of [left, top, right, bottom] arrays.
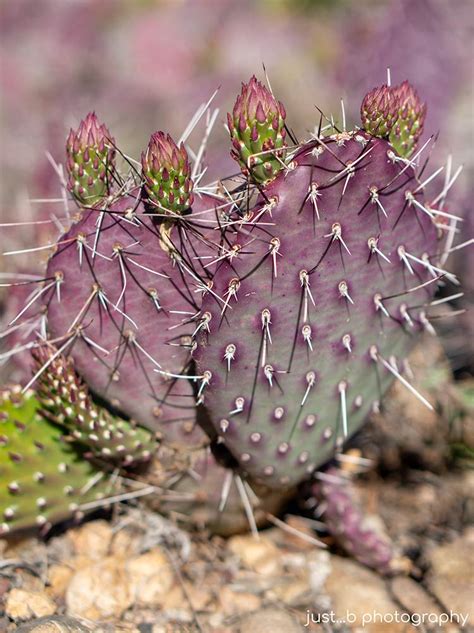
[[0, 388, 114, 535], [44, 192, 225, 449], [34, 347, 159, 467], [195, 131, 442, 489]]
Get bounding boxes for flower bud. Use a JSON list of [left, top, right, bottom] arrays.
[[228, 76, 287, 183], [66, 112, 115, 205], [389, 81, 427, 157], [360, 84, 399, 138], [361, 81, 426, 158], [141, 132, 194, 215]]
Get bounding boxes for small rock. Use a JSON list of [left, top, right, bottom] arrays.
[[238, 607, 303, 633], [126, 549, 174, 606], [5, 588, 56, 621], [164, 582, 212, 612], [228, 535, 280, 576], [426, 530, 474, 626], [47, 564, 74, 599], [65, 556, 132, 620], [161, 585, 192, 620], [15, 615, 92, 632], [266, 578, 311, 607], [110, 528, 141, 557], [69, 520, 113, 560], [324, 556, 416, 632], [390, 577, 442, 618], [219, 586, 261, 616]]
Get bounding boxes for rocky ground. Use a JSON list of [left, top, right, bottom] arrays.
[[0, 337, 473, 633]]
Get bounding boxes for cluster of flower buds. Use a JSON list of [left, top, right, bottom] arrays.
[[141, 131, 194, 216], [360, 84, 399, 138], [228, 75, 287, 184], [361, 80, 426, 157], [66, 112, 115, 205]]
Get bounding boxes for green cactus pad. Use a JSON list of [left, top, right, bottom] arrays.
[[0, 388, 115, 536], [34, 348, 159, 467]]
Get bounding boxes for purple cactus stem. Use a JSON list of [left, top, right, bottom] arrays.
[[44, 190, 226, 450], [194, 129, 442, 490], [313, 468, 395, 574]]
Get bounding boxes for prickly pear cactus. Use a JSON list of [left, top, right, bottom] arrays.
[[1, 77, 465, 541], [0, 387, 115, 535], [194, 78, 450, 489]]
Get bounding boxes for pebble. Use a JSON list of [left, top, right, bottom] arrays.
[[64, 546, 176, 620], [110, 527, 142, 557], [426, 529, 474, 625], [266, 578, 311, 607], [238, 607, 304, 633], [324, 556, 417, 632], [164, 582, 212, 612], [126, 549, 174, 606], [47, 563, 74, 599], [219, 586, 261, 616], [65, 556, 132, 620], [5, 588, 56, 621], [228, 534, 280, 576], [69, 520, 113, 560]]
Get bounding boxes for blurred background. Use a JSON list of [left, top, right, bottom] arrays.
[[0, 0, 473, 375]]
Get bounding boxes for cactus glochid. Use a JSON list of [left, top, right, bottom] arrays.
[[0, 75, 467, 556]]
